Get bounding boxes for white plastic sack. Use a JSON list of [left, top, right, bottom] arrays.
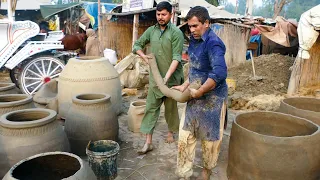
[[297, 5, 320, 59], [104, 48, 118, 65]]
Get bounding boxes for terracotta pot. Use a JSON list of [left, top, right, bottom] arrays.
[[128, 100, 146, 133], [0, 83, 19, 95], [2, 152, 96, 180], [227, 111, 320, 180], [65, 93, 118, 156], [58, 56, 122, 118], [0, 94, 34, 116], [0, 108, 70, 177], [278, 97, 320, 126]]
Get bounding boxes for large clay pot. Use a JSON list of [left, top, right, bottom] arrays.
[[227, 111, 320, 180], [58, 56, 122, 117], [2, 152, 96, 180], [128, 100, 146, 133], [0, 83, 19, 95], [65, 93, 118, 156], [278, 97, 320, 126], [0, 109, 70, 177], [0, 94, 34, 116]]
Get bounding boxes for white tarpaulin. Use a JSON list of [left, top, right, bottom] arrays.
[[297, 5, 320, 59]]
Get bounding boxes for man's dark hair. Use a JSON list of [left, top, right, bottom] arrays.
[[186, 6, 210, 24], [156, 1, 172, 13]]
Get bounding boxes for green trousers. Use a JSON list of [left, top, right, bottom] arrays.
[[140, 88, 180, 134]]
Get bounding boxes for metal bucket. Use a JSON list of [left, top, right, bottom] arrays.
[[86, 140, 120, 180]]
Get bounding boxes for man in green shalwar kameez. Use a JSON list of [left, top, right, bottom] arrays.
[[133, 1, 184, 154]]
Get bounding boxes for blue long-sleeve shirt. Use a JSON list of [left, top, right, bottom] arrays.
[[184, 28, 228, 141]]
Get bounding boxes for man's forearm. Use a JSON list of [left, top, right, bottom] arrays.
[[198, 78, 216, 95], [164, 60, 179, 80]]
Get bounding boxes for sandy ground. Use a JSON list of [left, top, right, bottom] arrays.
[[112, 94, 238, 180]]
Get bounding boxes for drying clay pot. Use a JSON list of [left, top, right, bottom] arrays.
[[65, 93, 118, 156], [227, 111, 320, 180], [58, 56, 122, 118], [0, 94, 34, 116], [128, 100, 146, 133], [2, 152, 96, 180], [278, 97, 320, 126], [0, 83, 19, 95], [0, 109, 70, 177]]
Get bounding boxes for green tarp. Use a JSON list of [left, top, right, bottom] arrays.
[[40, 2, 82, 19]]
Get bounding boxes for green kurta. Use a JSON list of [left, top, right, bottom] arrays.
[[133, 22, 184, 134]]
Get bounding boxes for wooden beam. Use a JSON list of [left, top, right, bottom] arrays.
[[132, 14, 139, 48], [217, 20, 252, 29]]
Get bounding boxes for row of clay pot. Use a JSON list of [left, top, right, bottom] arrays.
[[227, 97, 320, 180]]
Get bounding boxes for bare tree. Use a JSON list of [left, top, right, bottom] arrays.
[[273, 0, 292, 19]]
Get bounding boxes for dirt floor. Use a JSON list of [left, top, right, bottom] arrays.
[[111, 94, 237, 180], [227, 54, 295, 111]]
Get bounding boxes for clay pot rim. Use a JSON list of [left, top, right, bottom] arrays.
[[234, 111, 320, 139], [0, 83, 15, 91], [0, 108, 57, 129], [6, 151, 83, 179], [72, 93, 111, 105], [0, 94, 33, 108], [86, 140, 120, 157], [282, 97, 320, 113], [72, 56, 107, 62], [130, 100, 147, 107]]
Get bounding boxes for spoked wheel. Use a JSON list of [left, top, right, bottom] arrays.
[[18, 56, 65, 95]]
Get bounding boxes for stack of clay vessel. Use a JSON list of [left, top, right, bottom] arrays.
[[0, 94, 34, 116], [58, 56, 122, 118], [65, 93, 118, 156], [0, 108, 70, 177], [2, 152, 96, 180], [0, 83, 19, 95], [33, 79, 58, 112], [128, 100, 146, 133], [227, 111, 320, 180], [278, 97, 320, 126]]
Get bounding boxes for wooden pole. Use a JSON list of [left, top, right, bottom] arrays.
[[249, 50, 256, 77], [8, 0, 13, 21], [132, 13, 139, 48], [98, 0, 102, 44]]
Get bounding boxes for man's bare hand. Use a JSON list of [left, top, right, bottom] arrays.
[[189, 88, 204, 98], [171, 85, 188, 92], [141, 55, 152, 64]]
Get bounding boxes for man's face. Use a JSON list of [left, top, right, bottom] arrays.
[[156, 9, 172, 27], [188, 16, 209, 39]]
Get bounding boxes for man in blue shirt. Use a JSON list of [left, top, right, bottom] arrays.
[[173, 6, 228, 180]]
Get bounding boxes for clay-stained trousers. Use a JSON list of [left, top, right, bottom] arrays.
[[175, 102, 226, 178]]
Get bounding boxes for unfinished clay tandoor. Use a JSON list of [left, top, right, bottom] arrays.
[[227, 111, 320, 180], [0, 83, 19, 95], [0, 94, 34, 116], [65, 93, 118, 156], [0, 109, 70, 177], [278, 97, 320, 126], [58, 56, 122, 117], [2, 152, 96, 180]]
